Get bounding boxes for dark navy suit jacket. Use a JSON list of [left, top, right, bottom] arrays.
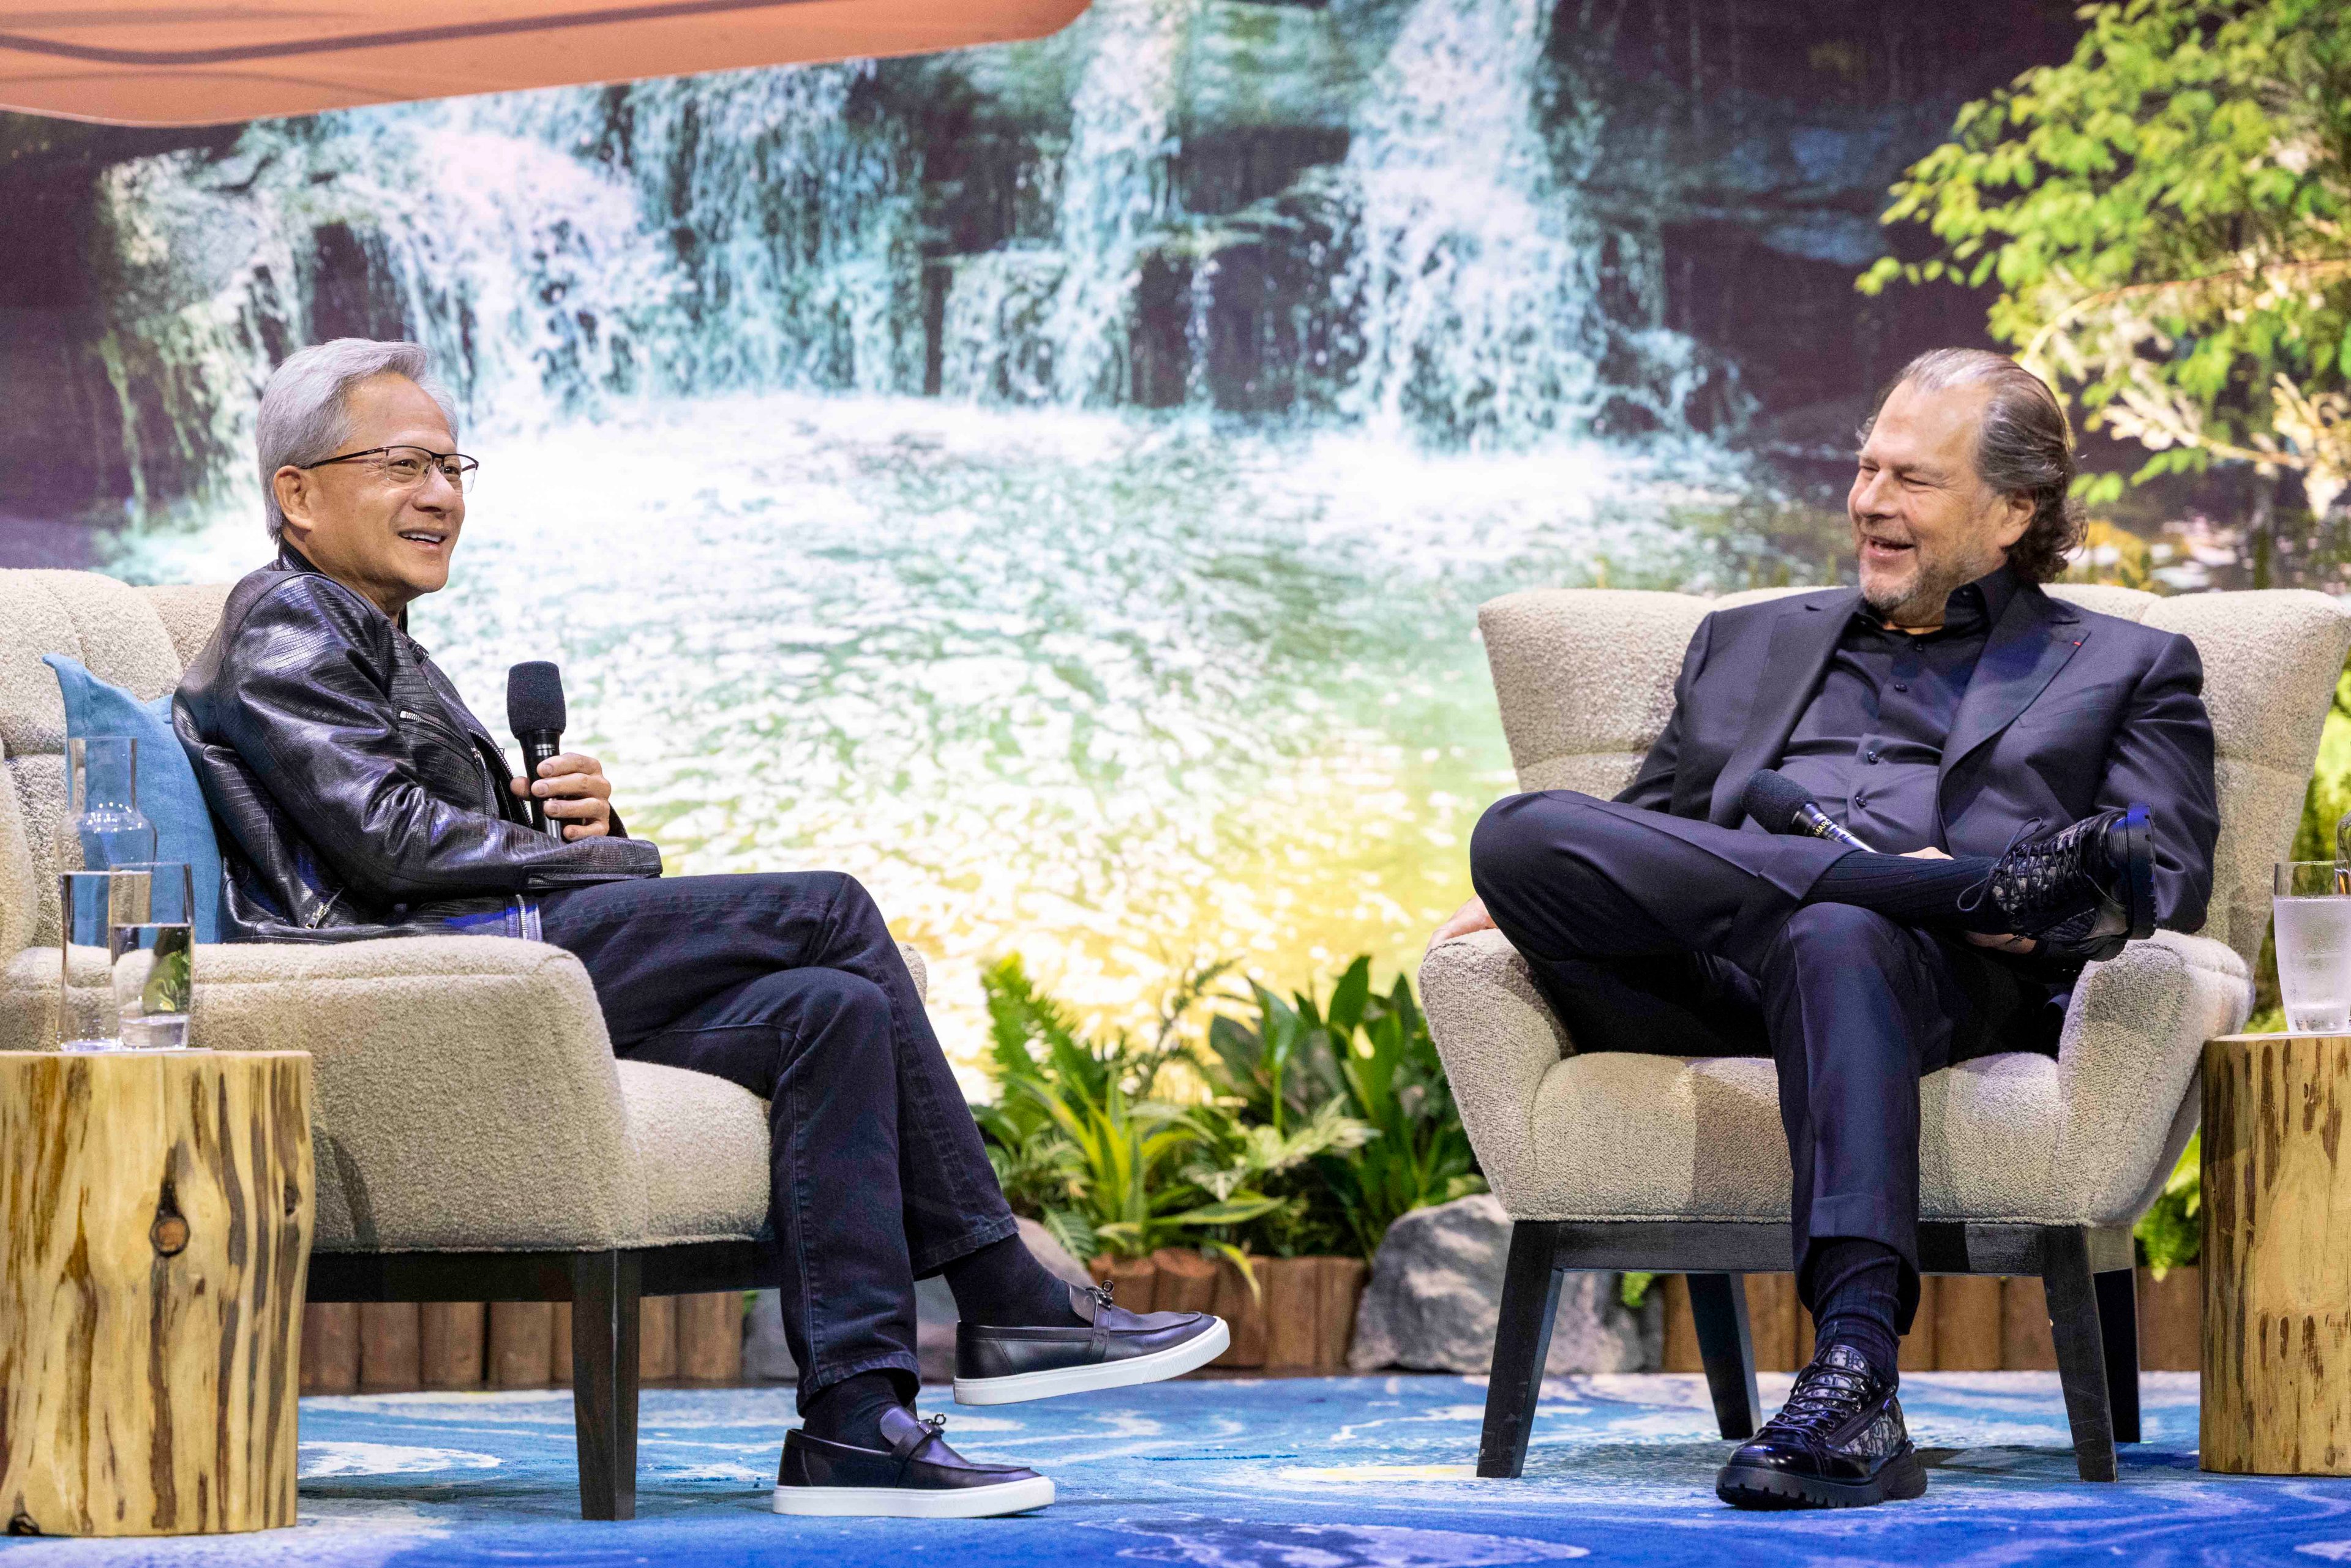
[[1616, 582, 2220, 933]]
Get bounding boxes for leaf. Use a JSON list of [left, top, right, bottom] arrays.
[[1173, 1195, 1287, 1226], [1859, 0, 2351, 505], [1325, 956, 1373, 1039]]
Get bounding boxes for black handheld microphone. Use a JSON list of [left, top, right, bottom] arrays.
[[505, 661, 567, 839], [1742, 768, 1878, 853]]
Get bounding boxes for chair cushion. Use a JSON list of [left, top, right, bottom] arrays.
[[1526, 1048, 2060, 1223], [42, 654, 225, 943], [616, 1059, 771, 1244], [1425, 926, 2248, 1229]]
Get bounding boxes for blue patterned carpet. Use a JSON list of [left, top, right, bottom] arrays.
[[8, 1373, 2350, 1566]]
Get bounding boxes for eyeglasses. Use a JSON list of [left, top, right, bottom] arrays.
[[299, 445, 479, 493]]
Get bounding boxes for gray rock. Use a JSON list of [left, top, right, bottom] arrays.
[[743, 1216, 1094, 1384], [1348, 1195, 1654, 1375], [741, 1289, 797, 1382]]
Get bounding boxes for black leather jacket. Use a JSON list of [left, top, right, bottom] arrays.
[[174, 547, 661, 941]]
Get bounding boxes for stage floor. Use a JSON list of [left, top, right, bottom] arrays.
[[6, 1372, 2343, 1566]]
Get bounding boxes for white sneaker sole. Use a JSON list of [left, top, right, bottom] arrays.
[[953, 1316, 1230, 1405], [772, 1474, 1055, 1518]]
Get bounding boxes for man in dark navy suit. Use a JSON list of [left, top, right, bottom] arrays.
[[1433, 349, 2218, 1510]]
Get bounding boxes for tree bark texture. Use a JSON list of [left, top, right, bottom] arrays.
[[2203, 1033, 2351, 1474], [0, 1050, 313, 1536]]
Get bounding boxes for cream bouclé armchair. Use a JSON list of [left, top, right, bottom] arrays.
[[1421, 583, 2351, 1484], [0, 568, 934, 1521]]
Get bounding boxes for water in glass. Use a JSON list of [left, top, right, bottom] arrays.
[[58, 869, 123, 1050], [111, 923, 193, 1048], [2274, 861, 2351, 1034], [58, 863, 195, 1051]]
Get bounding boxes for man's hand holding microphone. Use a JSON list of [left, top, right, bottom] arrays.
[[509, 756, 613, 839], [506, 660, 614, 841]]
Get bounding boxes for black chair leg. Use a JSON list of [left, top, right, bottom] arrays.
[[1686, 1273, 1760, 1441], [1476, 1221, 1564, 1477], [572, 1250, 643, 1520], [2041, 1228, 2117, 1481], [2093, 1266, 2142, 1444]]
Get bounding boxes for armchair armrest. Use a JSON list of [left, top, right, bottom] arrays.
[[176, 936, 647, 1252], [2053, 929, 2251, 1225], [1419, 928, 1570, 1210], [2, 913, 939, 1253]]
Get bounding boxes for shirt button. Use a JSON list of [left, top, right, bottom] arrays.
[[1867, 750, 1881, 764], [1854, 794, 1868, 809], [1892, 682, 1909, 692]]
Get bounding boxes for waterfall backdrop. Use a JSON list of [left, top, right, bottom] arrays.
[[0, 0, 2102, 1056]]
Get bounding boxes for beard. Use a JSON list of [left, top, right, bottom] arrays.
[[1858, 547, 1986, 625]]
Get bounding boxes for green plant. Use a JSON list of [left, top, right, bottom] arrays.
[[1200, 956, 1486, 1258], [2134, 1133, 2203, 1275], [1859, 0, 2351, 520], [975, 951, 1487, 1267], [974, 955, 1281, 1265]]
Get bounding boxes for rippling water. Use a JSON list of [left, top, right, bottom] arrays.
[[118, 394, 1786, 1058]]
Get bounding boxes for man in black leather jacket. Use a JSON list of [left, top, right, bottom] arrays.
[[176, 339, 1225, 1519]]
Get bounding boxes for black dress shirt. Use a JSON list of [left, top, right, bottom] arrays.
[[1774, 566, 2019, 853]]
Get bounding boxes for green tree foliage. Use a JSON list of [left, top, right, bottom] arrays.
[[1859, 0, 2351, 514], [2134, 1134, 2203, 1274]]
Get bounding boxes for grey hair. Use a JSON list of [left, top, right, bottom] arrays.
[[257, 339, 459, 541], [1861, 347, 2086, 584]]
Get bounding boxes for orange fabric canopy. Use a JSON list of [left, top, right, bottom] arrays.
[[0, 0, 1089, 126]]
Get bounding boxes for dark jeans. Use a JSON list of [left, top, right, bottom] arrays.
[[536, 871, 1018, 1406], [1469, 792, 2062, 1330]]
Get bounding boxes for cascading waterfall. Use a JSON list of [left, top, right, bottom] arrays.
[[552, 66, 923, 397], [83, 0, 1731, 518], [1337, 0, 1624, 445], [1038, 0, 1187, 405], [934, 0, 1187, 405], [91, 105, 673, 512]]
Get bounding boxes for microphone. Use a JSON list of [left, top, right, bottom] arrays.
[[1741, 768, 1877, 853], [506, 661, 567, 839]]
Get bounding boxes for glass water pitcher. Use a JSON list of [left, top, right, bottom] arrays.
[[58, 735, 157, 871]]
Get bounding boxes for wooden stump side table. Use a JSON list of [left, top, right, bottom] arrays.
[[0, 1050, 313, 1536], [2202, 1033, 2351, 1475]]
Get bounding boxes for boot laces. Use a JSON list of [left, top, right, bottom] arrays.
[[1760, 1359, 1874, 1450], [1964, 815, 2057, 916]]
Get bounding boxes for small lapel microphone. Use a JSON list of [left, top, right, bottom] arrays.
[[1741, 768, 1878, 853], [505, 662, 567, 839]]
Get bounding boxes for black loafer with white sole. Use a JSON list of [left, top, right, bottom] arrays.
[[954, 1281, 1229, 1405], [774, 1407, 1054, 1518]]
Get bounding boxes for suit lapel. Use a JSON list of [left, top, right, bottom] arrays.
[[1708, 591, 1861, 824], [1937, 585, 2087, 789]]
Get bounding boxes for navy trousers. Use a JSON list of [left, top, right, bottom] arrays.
[[536, 872, 1018, 1406], [1469, 791, 2061, 1329]]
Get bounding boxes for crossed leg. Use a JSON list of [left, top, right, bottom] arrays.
[[1468, 790, 2054, 1318]]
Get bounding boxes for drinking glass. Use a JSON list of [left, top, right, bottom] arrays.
[[2273, 861, 2351, 1034], [58, 735, 157, 871], [110, 863, 195, 1049], [57, 868, 122, 1050], [56, 863, 195, 1051]]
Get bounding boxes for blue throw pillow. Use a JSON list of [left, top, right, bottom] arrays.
[[42, 655, 225, 944]]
